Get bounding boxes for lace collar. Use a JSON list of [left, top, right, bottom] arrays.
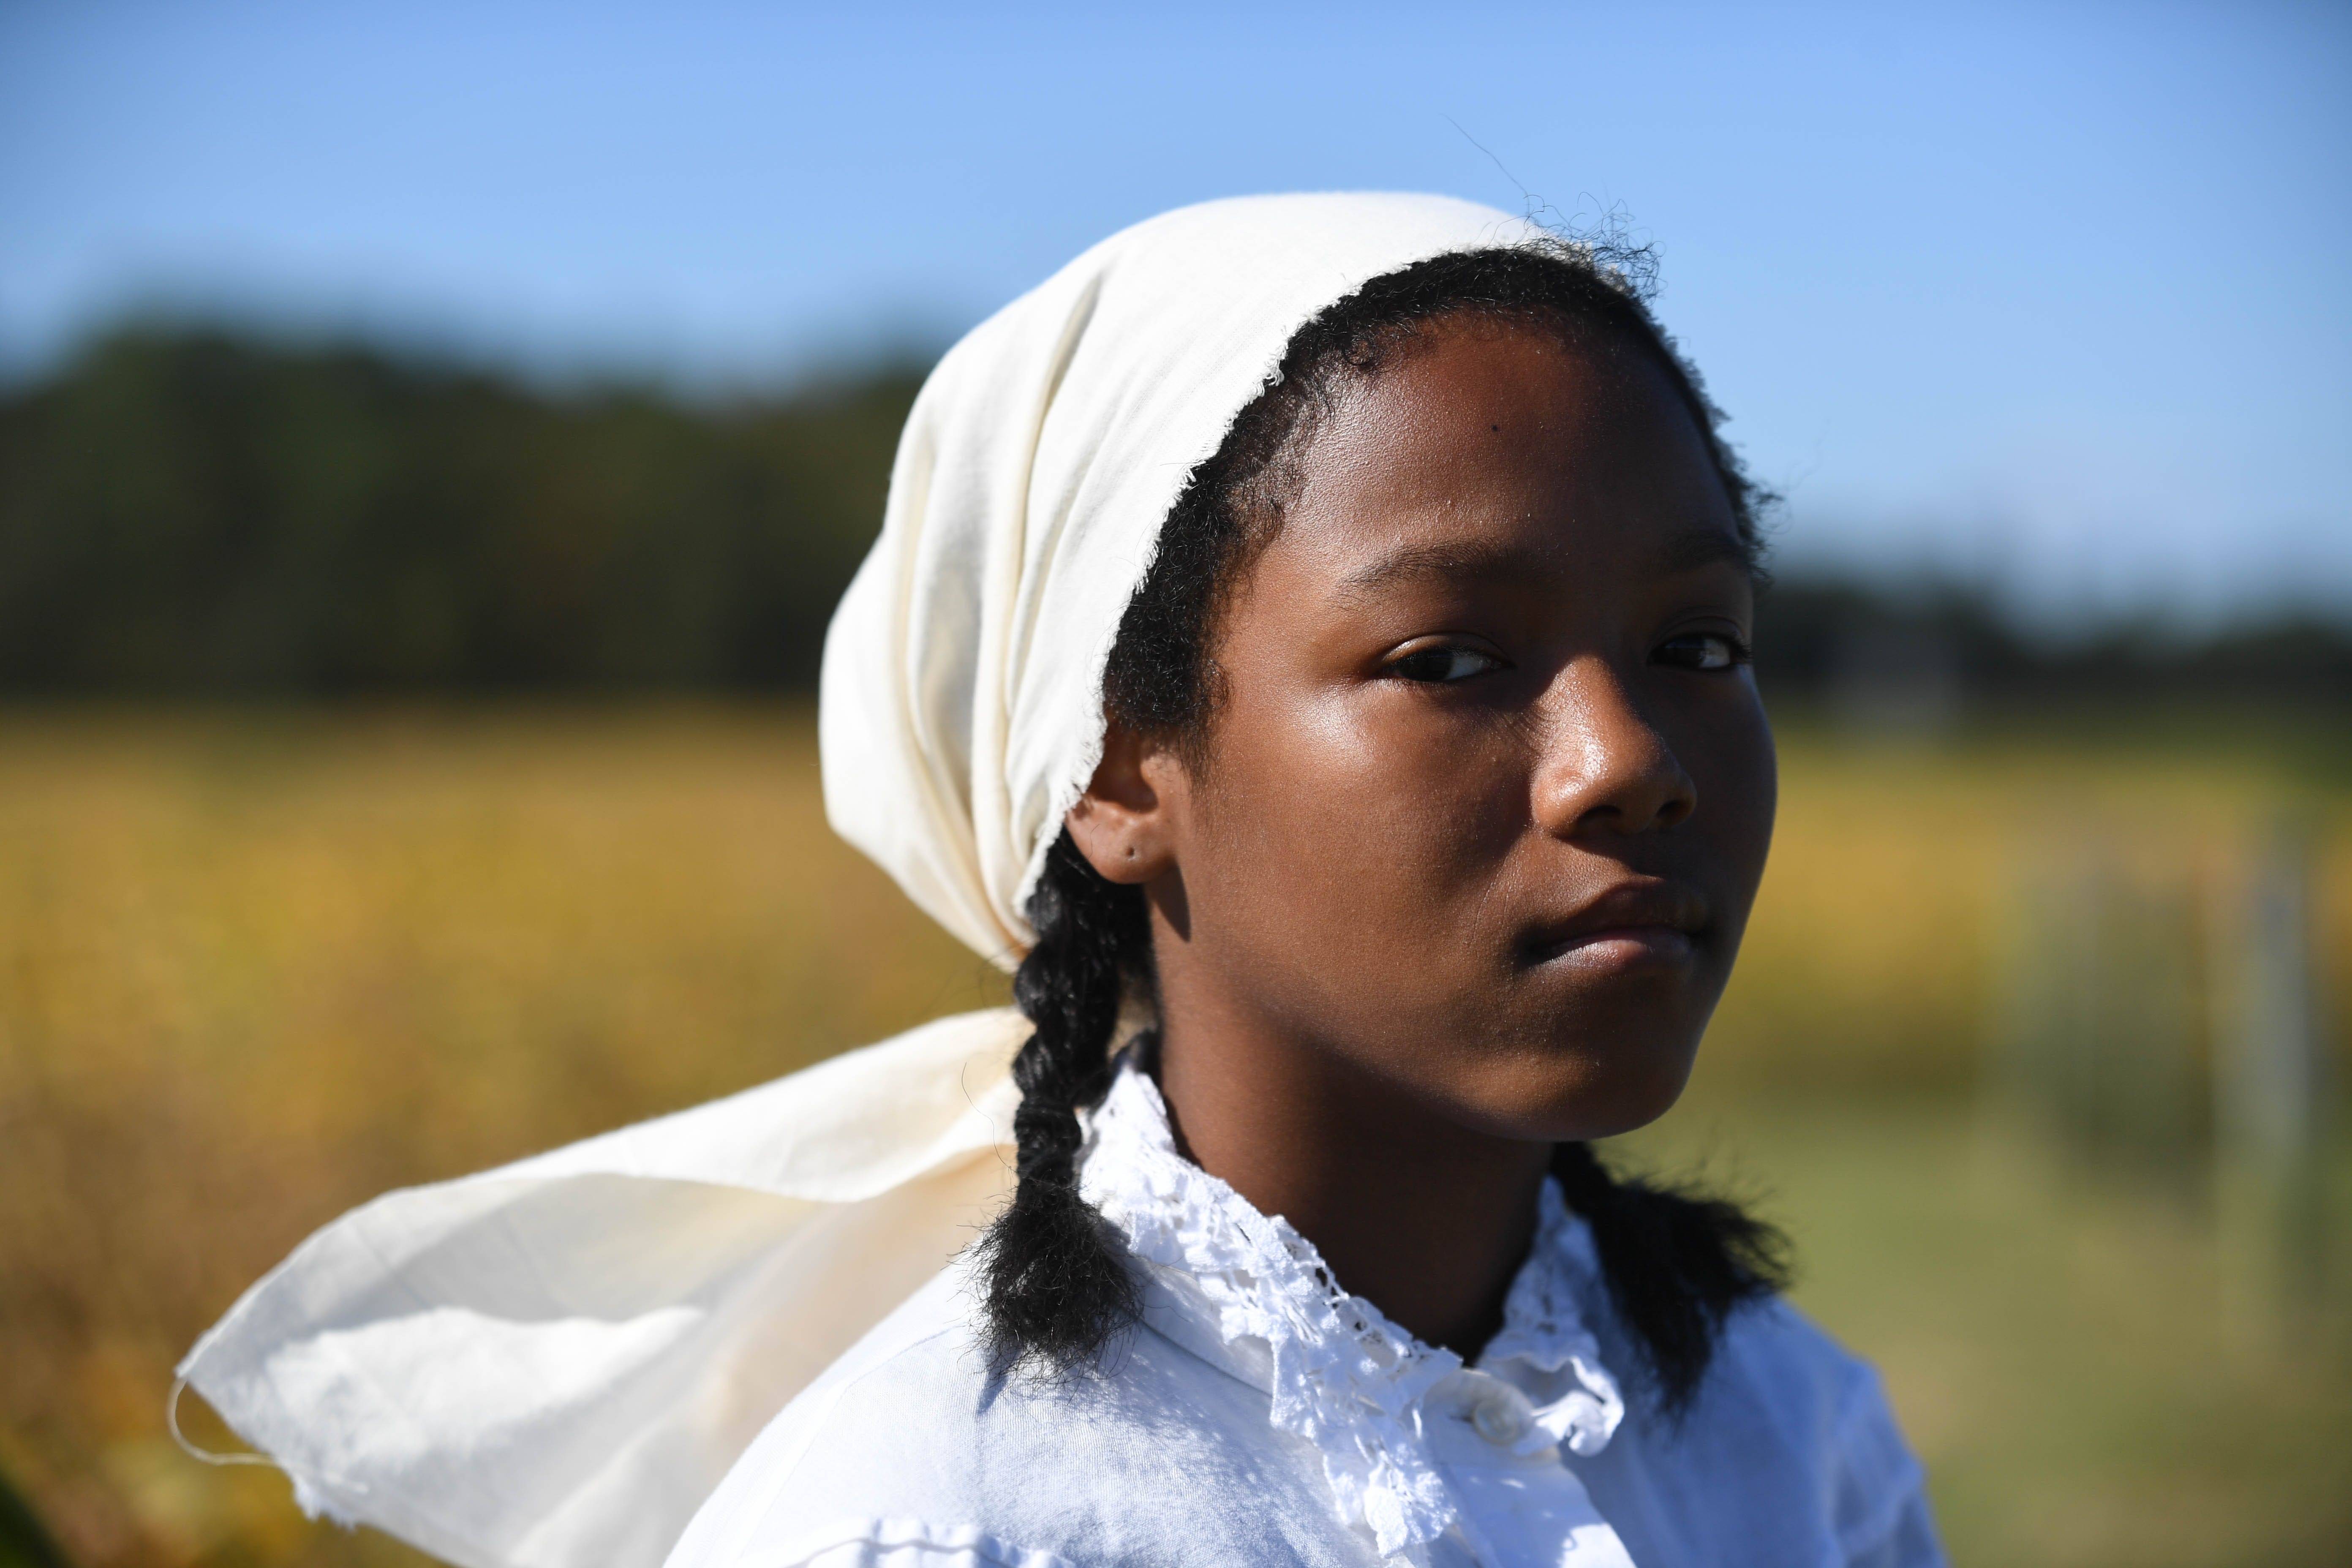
[[1078, 1058, 1625, 1557]]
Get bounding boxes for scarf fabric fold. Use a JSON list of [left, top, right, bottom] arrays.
[[178, 1010, 1027, 1568]]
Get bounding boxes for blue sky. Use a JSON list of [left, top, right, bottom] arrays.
[[3, 1, 2347, 621]]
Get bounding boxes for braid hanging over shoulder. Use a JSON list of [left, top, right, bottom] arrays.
[[1550, 1141, 1788, 1410], [970, 831, 1149, 1371]]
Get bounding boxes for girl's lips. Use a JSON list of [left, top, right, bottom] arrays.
[[1516, 879, 1709, 970], [1524, 923, 1696, 970]]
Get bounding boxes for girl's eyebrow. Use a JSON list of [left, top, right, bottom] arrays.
[[1654, 524, 1752, 576], [1334, 524, 1750, 602]]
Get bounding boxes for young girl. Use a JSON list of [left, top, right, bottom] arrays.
[[183, 193, 1941, 1568]]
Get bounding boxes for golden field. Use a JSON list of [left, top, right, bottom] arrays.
[[0, 705, 2346, 1568]]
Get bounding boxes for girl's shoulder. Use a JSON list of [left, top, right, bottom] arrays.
[[663, 1260, 1374, 1568], [1713, 1296, 1908, 1439], [1577, 1293, 1943, 1568]]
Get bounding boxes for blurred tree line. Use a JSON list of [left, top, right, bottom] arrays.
[[1753, 579, 2352, 714], [0, 327, 919, 691], [3, 324, 2348, 704]]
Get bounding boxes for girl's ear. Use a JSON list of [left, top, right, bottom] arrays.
[[1066, 720, 1187, 886]]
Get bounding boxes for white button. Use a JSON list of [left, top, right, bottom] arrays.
[[1470, 1389, 1530, 1446]]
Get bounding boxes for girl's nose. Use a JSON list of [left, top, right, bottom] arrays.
[[1532, 658, 1698, 837]]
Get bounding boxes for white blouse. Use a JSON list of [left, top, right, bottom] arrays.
[[662, 1061, 1944, 1568]]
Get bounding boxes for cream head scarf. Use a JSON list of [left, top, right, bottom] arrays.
[[178, 193, 1546, 1568]]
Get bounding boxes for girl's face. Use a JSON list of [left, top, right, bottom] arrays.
[[1095, 314, 1775, 1144]]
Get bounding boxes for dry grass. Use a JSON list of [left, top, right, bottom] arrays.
[[1711, 730, 2352, 1089], [0, 705, 2344, 1567]]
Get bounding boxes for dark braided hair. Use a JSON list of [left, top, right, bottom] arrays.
[[973, 830, 1151, 1370], [972, 239, 1790, 1408]]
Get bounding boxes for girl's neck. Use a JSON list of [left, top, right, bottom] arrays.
[[1151, 996, 1555, 1361]]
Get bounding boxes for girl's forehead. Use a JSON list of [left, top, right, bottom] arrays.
[[1304, 329, 1705, 491], [1347, 316, 1673, 422], [1278, 333, 1737, 569]]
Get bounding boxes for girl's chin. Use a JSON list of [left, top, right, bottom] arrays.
[[1432, 1034, 1702, 1144]]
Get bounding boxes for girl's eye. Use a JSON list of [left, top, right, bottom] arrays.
[[1653, 632, 1751, 672], [1388, 644, 1503, 683]]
